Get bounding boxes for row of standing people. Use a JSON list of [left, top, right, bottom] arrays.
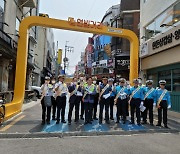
[[40, 76, 171, 128]]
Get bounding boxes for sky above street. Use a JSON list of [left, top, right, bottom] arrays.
[[40, 0, 120, 74]]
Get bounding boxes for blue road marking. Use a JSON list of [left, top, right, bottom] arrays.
[[119, 120, 146, 131], [83, 120, 110, 132]]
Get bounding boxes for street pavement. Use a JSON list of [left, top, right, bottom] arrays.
[[0, 99, 179, 135], [0, 133, 179, 154], [0, 100, 180, 154]]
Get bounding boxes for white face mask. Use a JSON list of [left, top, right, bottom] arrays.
[[93, 81, 96, 84], [51, 80, 56, 84], [80, 77, 84, 80]]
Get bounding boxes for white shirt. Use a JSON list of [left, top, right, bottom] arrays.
[[55, 82, 68, 96]]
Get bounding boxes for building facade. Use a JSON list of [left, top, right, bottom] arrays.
[[34, 18, 56, 85], [0, 0, 39, 91], [140, 0, 180, 112]]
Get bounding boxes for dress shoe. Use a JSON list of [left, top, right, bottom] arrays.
[[164, 125, 169, 128], [61, 120, 66, 123], [156, 123, 161, 127], [41, 121, 45, 125], [116, 121, 119, 123], [47, 121, 50, 125], [56, 121, 59, 124], [93, 117, 98, 120], [110, 117, 114, 120], [84, 121, 88, 125], [99, 121, 102, 124]]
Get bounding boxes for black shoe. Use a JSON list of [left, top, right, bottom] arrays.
[[52, 117, 56, 121], [93, 117, 98, 120], [129, 122, 134, 124], [84, 121, 88, 125], [110, 117, 114, 120], [141, 121, 147, 124], [164, 125, 169, 128], [41, 121, 45, 125], [68, 122, 71, 125], [80, 116, 84, 120], [47, 121, 50, 125], [137, 123, 141, 126], [106, 121, 110, 124], [150, 123, 154, 126], [56, 121, 59, 124], [116, 121, 119, 123], [123, 121, 126, 124], [156, 124, 161, 127], [89, 121, 92, 124], [99, 121, 102, 124], [61, 120, 66, 123]]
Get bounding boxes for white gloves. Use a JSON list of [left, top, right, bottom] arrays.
[[168, 105, 171, 109], [141, 101, 144, 106], [153, 103, 156, 107]]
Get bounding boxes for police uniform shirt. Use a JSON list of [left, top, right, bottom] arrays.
[[156, 88, 171, 106], [115, 85, 129, 100], [55, 81, 68, 97], [129, 86, 144, 100], [143, 87, 156, 102]]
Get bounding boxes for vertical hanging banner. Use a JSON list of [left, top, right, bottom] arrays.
[[58, 49, 62, 64]]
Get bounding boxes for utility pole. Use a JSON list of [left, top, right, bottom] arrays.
[[63, 41, 74, 74]]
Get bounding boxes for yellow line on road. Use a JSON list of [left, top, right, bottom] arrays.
[[0, 115, 25, 132]]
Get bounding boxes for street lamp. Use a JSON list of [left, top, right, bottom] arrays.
[[64, 41, 74, 74]]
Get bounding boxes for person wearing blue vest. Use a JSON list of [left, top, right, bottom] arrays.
[[129, 79, 144, 126], [142, 80, 156, 126], [98, 76, 112, 124], [156, 80, 171, 128], [115, 78, 130, 124], [82, 77, 96, 125], [108, 78, 115, 120]]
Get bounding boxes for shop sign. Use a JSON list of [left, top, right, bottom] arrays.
[[68, 17, 103, 29]]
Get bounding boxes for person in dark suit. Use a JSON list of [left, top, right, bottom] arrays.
[[68, 77, 81, 125]]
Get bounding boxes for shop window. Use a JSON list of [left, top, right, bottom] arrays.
[[145, 21, 155, 40], [173, 69, 180, 91], [16, 17, 20, 34]]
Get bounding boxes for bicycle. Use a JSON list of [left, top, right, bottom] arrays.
[[0, 99, 5, 125]]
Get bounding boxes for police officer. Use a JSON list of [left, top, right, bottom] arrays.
[[40, 76, 52, 125], [83, 77, 96, 124], [99, 76, 112, 124], [142, 80, 156, 126], [108, 78, 115, 120], [68, 77, 81, 125], [55, 75, 68, 124], [115, 78, 129, 124], [156, 80, 171, 128], [129, 79, 144, 125], [92, 76, 99, 120]]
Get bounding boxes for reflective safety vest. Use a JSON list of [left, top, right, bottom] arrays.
[[84, 84, 95, 93]]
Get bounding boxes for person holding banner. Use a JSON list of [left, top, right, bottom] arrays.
[[114, 78, 130, 124], [142, 80, 156, 126], [156, 80, 171, 128], [82, 77, 96, 125], [129, 79, 144, 126], [98, 77, 112, 124]]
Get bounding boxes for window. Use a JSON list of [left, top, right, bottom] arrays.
[[16, 17, 20, 34], [144, 1, 180, 41], [0, 0, 5, 30], [145, 21, 155, 40], [173, 69, 180, 91]]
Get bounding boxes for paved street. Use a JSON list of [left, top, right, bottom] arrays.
[[0, 133, 180, 154], [0, 100, 180, 135]]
